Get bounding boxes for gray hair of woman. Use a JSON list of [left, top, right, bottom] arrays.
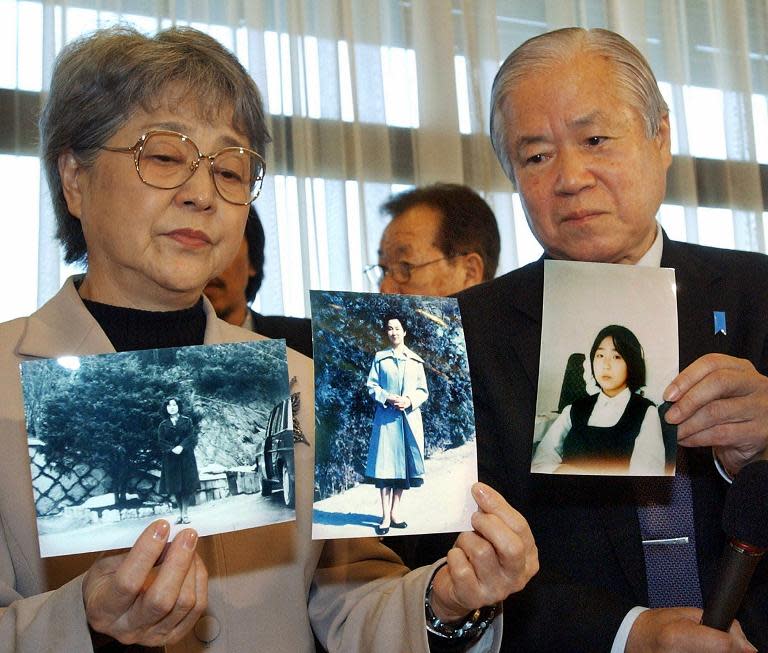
[[40, 25, 269, 265], [489, 27, 669, 180]]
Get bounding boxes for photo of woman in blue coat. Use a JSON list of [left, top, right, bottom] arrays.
[[364, 315, 428, 535], [157, 397, 201, 524]]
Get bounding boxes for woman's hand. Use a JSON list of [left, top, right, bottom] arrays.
[[428, 483, 538, 623], [82, 519, 208, 646], [385, 395, 411, 411]]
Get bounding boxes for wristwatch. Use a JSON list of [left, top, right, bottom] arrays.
[[424, 564, 500, 641]]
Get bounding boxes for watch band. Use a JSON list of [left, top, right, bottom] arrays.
[[424, 563, 500, 641]]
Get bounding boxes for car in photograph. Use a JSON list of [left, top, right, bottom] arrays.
[[255, 396, 296, 508]]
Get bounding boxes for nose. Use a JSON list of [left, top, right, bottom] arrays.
[[379, 274, 403, 295], [554, 148, 595, 195], [176, 158, 217, 210]]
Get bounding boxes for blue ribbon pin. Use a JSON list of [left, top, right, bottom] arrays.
[[713, 311, 727, 335]]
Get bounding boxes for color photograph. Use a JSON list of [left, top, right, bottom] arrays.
[[532, 260, 679, 476], [21, 339, 293, 557], [311, 290, 477, 539]]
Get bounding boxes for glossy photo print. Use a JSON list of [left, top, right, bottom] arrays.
[[532, 260, 679, 477], [20, 339, 293, 557], [310, 290, 477, 539]]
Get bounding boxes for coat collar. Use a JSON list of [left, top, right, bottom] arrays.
[[17, 276, 226, 359], [377, 345, 425, 364]]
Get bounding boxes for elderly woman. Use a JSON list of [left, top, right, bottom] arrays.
[[365, 315, 428, 534], [0, 26, 537, 652]]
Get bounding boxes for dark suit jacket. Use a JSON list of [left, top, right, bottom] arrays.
[[397, 235, 768, 652], [251, 309, 313, 358]]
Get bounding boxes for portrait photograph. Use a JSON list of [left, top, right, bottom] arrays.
[[20, 339, 293, 557], [310, 290, 477, 539], [532, 260, 679, 477]]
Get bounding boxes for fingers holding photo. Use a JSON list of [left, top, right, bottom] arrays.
[[664, 354, 768, 474], [428, 483, 538, 622], [83, 520, 208, 646]]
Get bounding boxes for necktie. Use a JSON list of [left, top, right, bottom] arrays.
[[634, 449, 703, 608]]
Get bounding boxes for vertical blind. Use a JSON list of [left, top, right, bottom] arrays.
[[0, 0, 766, 322]]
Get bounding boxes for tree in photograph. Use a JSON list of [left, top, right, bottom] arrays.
[[39, 351, 190, 506], [312, 293, 474, 499]]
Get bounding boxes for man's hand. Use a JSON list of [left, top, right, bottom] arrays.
[[83, 520, 208, 646], [428, 483, 538, 623], [172, 445, 183, 454], [626, 607, 757, 653], [664, 354, 768, 475]]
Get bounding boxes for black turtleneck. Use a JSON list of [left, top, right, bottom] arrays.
[[81, 297, 207, 352]]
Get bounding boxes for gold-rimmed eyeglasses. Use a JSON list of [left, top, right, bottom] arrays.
[[364, 253, 468, 287], [100, 130, 266, 205]]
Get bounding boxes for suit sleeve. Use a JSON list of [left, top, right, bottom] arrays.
[[178, 416, 198, 450], [157, 420, 174, 450], [0, 530, 94, 653], [367, 357, 390, 406], [309, 539, 502, 653], [406, 360, 429, 411]]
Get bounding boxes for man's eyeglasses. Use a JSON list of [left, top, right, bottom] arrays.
[[364, 253, 467, 286], [100, 130, 266, 205]]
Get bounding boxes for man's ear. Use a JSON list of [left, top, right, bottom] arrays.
[[58, 151, 86, 219], [462, 252, 484, 288], [655, 113, 673, 171]]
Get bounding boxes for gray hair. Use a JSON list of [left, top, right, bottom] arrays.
[[40, 25, 269, 264], [490, 27, 668, 180]]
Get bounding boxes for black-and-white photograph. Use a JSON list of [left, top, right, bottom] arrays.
[[20, 339, 294, 557], [310, 290, 477, 539], [531, 260, 679, 477]]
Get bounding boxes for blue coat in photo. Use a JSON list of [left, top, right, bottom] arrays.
[[364, 347, 429, 482]]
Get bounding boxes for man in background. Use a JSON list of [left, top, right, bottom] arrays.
[[205, 206, 313, 357], [367, 183, 500, 296], [453, 26, 768, 652]]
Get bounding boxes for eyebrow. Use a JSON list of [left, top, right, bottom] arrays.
[[513, 110, 612, 154], [141, 121, 246, 149], [377, 244, 412, 260], [566, 110, 610, 129]]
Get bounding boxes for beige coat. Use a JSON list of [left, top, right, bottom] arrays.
[[0, 278, 502, 653]]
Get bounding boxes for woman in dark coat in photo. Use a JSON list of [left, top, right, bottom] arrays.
[[157, 397, 200, 524]]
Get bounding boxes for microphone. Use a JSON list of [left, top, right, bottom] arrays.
[[701, 459, 768, 631]]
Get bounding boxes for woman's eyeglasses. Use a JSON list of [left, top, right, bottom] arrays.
[[101, 130, 266, 205]]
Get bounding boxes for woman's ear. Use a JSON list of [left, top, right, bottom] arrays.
[[462, 252, 485, 287], [58, 151, 86, 219]]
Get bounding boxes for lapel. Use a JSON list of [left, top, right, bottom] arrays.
[[602, 478, 650, 603], [18, 277, 115, 358], [500, 258, 545, 391], [660, 235, 729, 574], [660, 234, 724, 368], [598, 237, 724, 604], [18, 277, 227, 360]]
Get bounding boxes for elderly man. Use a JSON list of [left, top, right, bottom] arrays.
[[453, 27, 767, 652], [204, 206, 313, 357], [367, 183, 500, 296]]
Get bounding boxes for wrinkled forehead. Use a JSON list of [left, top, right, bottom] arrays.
[[503, 53, 629, 119], [134, 82, 246, 141]]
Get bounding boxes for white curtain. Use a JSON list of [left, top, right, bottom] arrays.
[[0, 0, 766, 322]]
